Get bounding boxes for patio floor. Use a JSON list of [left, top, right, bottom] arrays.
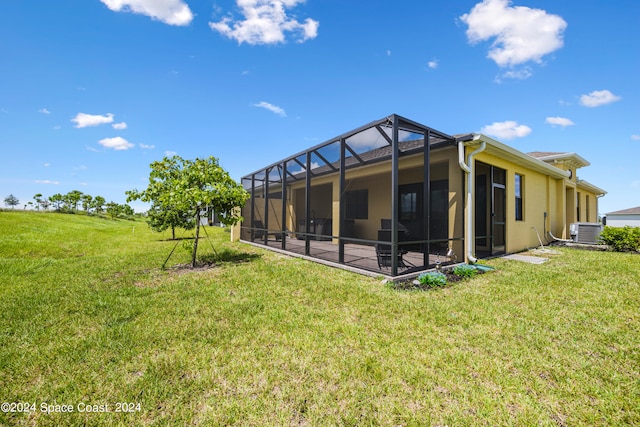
[[246, 236, 452, 277]]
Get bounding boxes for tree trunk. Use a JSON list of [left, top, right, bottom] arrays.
[[171, 226, 176, 240], [192, 209, 201, 267]]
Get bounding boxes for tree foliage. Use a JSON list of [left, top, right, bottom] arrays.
[[146, 204, 195, 240], [4, 194, 20, 209], [106, 202, 134, 220], [127, 155, 249, 267], [6, 189, 131, 219]]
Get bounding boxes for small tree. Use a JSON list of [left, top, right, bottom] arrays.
[[33, 193, 43, 211], [106, 202, 120, 219], [49, 193, 63, 210], [4, 194, 19, 209], [127, 155, 249, 267], [92, 196, 106, 214], [65, 190, 83, 211], [81, 194, 93, 213]]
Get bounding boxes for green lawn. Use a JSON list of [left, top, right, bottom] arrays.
[[1, 211, 638, 426]]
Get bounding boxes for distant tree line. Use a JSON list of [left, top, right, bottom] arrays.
[[3, 191, 135, 220]]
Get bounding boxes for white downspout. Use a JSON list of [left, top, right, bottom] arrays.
[[458, 138, 486, 263]]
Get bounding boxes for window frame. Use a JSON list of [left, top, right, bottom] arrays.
[[345, 189, 368, 220], [515, 173, 524, 221]]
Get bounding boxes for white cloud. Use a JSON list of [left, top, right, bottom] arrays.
[[481, 120, 532, 139], [545, 116, 575, 127], [72, 112, 114, 128], [253, 101, 286, 117], [35, 180, 60, 185], [496, 67, 532, 82], [139, 143, 155, 149], [100, 0, 193, 26], [112, 122, 128, 130], [632, 135, 640, 141], [98, 136, 135, 150], [39, 108, 51, 114], [428, 59, 439, 69], [460, 0, 566, 68], [43, 163, 50, 167], [579, 90, 621, 107], [165, 150, 178, 157], [209, 0, 319, 45], [386, 50, 392, 57]]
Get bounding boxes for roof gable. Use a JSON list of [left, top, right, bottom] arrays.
[[527, 151, 589, 169]]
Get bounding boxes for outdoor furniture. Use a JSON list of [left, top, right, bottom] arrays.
[[375, 229, 409, 269], [252, 220, 282, 241], [380, 218, 411, 238]]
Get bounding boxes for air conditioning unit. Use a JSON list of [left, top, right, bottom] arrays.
[[569, 222, 603, 244]]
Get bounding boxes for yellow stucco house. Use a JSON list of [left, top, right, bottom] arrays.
[[233, 114, 605, 278]]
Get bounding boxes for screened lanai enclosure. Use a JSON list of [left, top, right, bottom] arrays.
[[240, 115, 468, 277]]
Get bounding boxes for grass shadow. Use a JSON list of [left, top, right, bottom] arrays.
[[198, 248, 261, 266]]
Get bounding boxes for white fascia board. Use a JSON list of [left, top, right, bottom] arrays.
[[535, 152, 590, 168], [470, 134, 571, 179], [577, 179, 607, 196]]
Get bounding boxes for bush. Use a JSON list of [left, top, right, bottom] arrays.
[[599, 226, 640, 252], [417, 271, 447, 288], [453, 264, 477, 279]]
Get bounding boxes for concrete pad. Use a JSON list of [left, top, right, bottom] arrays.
[[501, 254, 549, 264]]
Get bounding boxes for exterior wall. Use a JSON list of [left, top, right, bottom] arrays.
[[576, 188, 600, 223], [606, 215, 640, 228], [471, 150, 567, 254], [565, 185, 576, 237]]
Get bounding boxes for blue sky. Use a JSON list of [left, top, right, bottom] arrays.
[[1, 0, 638, 214]]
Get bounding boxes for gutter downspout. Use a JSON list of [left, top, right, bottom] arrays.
[[458, 138, 486, 263]]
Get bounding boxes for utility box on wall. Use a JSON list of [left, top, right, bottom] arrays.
[[570, 222, 603, 244]]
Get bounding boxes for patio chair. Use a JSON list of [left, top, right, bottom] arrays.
[[375, 229, 409, 269], [252, 220, 282, 241], [380, 219, 410, 236]]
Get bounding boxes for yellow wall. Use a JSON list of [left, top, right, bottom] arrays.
[[575, 188, 599, 222], [472, 150, 565, 253]]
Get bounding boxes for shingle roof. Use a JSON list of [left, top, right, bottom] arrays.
[[606, 206, 640, 215]]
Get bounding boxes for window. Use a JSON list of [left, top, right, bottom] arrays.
[[515, 174, 523, 221], [345, 189, 368, 219], [399, 183, 420, 221]]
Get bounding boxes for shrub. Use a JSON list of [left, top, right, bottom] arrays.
[[599, 226, 640, 252], [453, 264, 477, 279], [417, 271, 447, 288]]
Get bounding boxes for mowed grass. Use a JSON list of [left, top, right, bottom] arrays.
[[0, 211, 638, 426]]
